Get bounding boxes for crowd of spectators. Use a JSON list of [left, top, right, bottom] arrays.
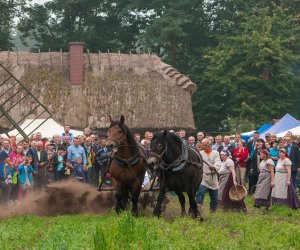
[[188, 130, 300, 211], [0, 126, 111, 203], [1, 126, 299, 211]]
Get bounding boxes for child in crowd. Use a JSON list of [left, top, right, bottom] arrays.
[[0, 153, 13, 203], [73, 157, 84, 182], [45, 153, 55, 184], [53, 147, 67, 181], [9, 145, 24, 201], [18, 155, 34, 201], [9, 135, 17, 152], [62, 159, 74, 180]]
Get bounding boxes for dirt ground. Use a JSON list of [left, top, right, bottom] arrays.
[[0, 180, 206, 219], [0, 180, 116, 218]]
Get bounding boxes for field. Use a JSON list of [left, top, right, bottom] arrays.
[[0, 195, 299, 250]]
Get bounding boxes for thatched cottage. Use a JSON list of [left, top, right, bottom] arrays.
[[0, 43, 197, 133]]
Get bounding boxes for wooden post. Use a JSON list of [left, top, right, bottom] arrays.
[[107, 49, 112, 70], [60, 48, 63, 72], [148, 49, 152, 68], [98, 50, 101, 69], [129, 51, 132, 69], [49, 48, 52, 68], [27, 49, 31, 67], [138, 52, 141, 67], [7, 48, 10, 64], [16, 48, 19, 65], [87, 49, 92, 70], [39, 49, 41, 67]]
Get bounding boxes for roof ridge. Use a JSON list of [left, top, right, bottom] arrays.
[[0, 51, 196, 94]]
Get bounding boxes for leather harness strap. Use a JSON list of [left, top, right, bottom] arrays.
[[158, 142, 189, 172]]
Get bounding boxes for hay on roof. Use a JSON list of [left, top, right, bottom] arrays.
[[0, 51, 196, 132]]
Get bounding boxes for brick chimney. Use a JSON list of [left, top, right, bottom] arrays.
[[69, 42, 84, 86]]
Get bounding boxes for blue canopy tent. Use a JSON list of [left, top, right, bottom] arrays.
[[241, 123, 272, 142], [260, 113, 300, 139], [257, 123, 273, 134]]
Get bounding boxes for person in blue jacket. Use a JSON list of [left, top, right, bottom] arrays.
[[0, 150, 12, 203], [18, 155, 35, 201]]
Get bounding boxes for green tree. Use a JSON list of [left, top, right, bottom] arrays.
[[0, 0, 25, 50], [136, 0, 211, 74], [195, 6, 300, 132], [17, 0, 147, 51], [14, 0, 300, 133]]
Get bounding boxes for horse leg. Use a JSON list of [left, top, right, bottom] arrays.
[[123, 186, 129, 209], [153, 187, 166, 217], [187, 189, 200, 219], [115, 186, 125, 214], [131, 185, 141, 217], [175, 191, 187, 216]]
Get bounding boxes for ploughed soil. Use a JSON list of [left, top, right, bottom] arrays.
[[0, 180, 171, 219], [0, 180, 117, 219]]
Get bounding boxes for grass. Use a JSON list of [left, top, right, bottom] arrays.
[[0, 195, 299, 250]]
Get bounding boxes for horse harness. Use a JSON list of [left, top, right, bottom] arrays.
[[150, 141, 201, 172], [98, 142, 147, 191], [112, 147, 145, 168]]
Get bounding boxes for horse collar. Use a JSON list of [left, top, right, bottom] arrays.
[[159, 142, 188, 172], [113, 152, 140, 168]]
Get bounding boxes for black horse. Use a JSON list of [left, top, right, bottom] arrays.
[[147, 131, 203, 218]]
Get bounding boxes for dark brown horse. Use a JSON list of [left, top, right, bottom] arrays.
[[106, 115, 147, 216], [147, 131, 203, 218]]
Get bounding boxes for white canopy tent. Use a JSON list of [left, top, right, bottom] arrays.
[[241, 130, 255, 136], [1, 119, 83, 142], [276, 126, 300, 138]]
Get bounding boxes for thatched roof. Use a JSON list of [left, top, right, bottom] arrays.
[[0, 51, 197, 132]]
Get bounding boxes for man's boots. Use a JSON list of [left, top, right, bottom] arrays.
[[197, 204, 204, 221], [197, 204, 202, 214]]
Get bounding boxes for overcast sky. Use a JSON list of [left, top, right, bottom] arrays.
[[32, 0, 50, 4]]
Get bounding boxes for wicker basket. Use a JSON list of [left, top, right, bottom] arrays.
[[229, 185, 248, 202]]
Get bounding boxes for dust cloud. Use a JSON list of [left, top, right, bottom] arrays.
[[0, 180, 115, 219]]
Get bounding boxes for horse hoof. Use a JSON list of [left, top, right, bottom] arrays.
[[132, 210, 138, 217], [153, 209, 161, 217], [115, 205, 125, 214], [196, 216, 204, 222], [190, 213, 196, 219]]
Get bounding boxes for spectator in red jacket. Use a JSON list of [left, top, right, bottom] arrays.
[[233, 141, 249, 186]]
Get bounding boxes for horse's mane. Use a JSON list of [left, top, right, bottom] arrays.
[[109, 120, 138, 154], [168, 132, 183, 145]]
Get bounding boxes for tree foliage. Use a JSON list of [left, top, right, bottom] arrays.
[[135, 0, 212, 74], [193, 4, 300, 132], [7, 0, 300, 132], [17, 0, 148, 51], [0, 0, 25, 50]]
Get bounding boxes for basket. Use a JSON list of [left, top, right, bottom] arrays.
[[229, 185, 247, 202]]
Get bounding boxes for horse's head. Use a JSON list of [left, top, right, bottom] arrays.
[[147, 130, 168, 166], [107, 115, 127, 151]]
